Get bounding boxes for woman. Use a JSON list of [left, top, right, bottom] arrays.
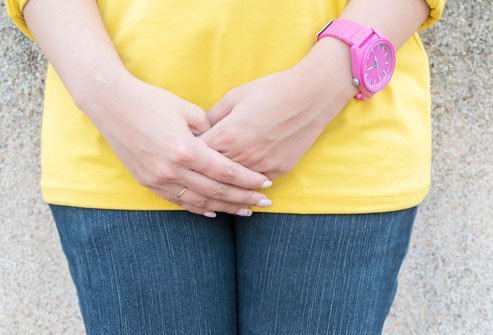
[[6, 0, 445, 333]]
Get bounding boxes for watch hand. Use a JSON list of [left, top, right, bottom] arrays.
[[371, 57, 382, 83]]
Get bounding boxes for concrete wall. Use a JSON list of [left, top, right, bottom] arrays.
[[1, 1, 491, 333]]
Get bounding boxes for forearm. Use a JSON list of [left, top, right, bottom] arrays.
[[23, 0, 129, 111], [339, 0, 430, 50], [296, 0, 431, 103]]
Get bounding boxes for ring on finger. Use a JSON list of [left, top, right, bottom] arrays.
[[176, 186, 188, 198]]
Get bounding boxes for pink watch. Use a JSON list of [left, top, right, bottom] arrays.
[[317, 19, 396, 100]]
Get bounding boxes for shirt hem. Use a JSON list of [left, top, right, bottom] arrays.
[[41, 184, 430, 214]]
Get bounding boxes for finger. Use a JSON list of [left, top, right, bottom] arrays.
[[171, 196, 218, 217], [177, 187, 254, 217], [181, 203, 218, 218], [190, 137, 272, 190], [150, 184, 254, 217], [183, 104, 211, 135], [174, 200, 218, 218], [148, 185, 216, 217], [180, 169, 270, 206], [207, 90, 239, 126]]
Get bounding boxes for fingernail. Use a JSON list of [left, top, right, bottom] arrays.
[[256, 198, 272, 207], [236, 209, 253, 217], [204, 211, 216, 218], [261, 180, 272, 188]]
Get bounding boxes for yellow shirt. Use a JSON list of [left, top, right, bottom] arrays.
[[6, 0, 446, 214]]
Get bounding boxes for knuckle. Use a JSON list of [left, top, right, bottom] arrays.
[[258, 159, 292, 175], [140, 166, 176, 188], [216, 127, 236, 146], [170, 197, 185, 206], [220, 165, 237, 184], [278, 162, 293, 174], [156, 165, 175, 181], [193, 197, 211, 209], [264, 172, 276, 181], [225, 207, 240, 215], [274, 164, 289, 174], [270, 168, 284, 179], [170, 144, 195, 164], [150, 170, 174, 187], [141, 173, 161, 188], [233, 149, 253, 164], [210, 185, 227, 200], [257, 161, 275, 174]]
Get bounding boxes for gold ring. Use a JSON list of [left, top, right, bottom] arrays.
[[176, 186, 188, 198]]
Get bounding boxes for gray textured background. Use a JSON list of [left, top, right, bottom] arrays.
[[1, 0, 492, 334]]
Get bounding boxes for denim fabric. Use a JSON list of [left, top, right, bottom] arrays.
[[49, 205, 418, 335]]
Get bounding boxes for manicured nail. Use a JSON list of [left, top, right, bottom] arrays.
[[204, 211, 216, 218], [256, 198, 272, 207], [236, 209, 253, 217], [261, 180, 272, 188]]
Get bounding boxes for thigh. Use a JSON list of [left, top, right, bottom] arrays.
[[50, 205, 237, 335], [234, 206, 418, 335]]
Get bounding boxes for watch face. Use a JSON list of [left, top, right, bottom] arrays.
[[363, 41, 395, 92]]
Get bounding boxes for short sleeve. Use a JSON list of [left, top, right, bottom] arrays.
[[5, 0, 35, 41], [419, 0, 447, 30]]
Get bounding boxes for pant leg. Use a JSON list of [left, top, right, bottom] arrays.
[[234, 206, 418, 335], [49, 205, 237, 335]]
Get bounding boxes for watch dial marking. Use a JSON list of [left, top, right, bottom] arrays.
[[363, 42, 394, 90]]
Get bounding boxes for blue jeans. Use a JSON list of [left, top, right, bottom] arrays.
[[49, 205, 418, 335]]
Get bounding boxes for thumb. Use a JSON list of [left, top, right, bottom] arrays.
[[207, 90, 240, 126], [183, 105, 211, 136]]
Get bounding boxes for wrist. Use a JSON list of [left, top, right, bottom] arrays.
[[71, 62, 132, 113], [295, 37, 358, 103]]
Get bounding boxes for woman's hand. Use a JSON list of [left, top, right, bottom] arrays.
[[198, 0, 431, 181], [23, 0, 273, 218], [79, 72, 272, 217], [199, 39, 357, 180]]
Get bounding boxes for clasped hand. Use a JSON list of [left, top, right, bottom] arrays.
[[200, 63, 342, 181], [85, 39, 352, 218]]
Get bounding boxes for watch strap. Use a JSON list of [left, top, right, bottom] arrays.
[[317, 19, 374, 47]]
